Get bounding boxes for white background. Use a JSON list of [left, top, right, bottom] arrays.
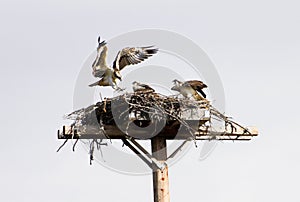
[[0, 0, 299, 201]]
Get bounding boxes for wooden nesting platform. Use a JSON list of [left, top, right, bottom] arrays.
[[57, 122, 258, 141], [59, 92, 258, 141]]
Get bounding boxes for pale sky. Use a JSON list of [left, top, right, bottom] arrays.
[[0, 0, 300, 201]]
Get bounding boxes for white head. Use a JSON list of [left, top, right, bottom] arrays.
[[132, 81, 140, 92]]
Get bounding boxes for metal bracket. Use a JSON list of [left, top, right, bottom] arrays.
[[167, 138, 192, 160], [122, 138, 167, 170]]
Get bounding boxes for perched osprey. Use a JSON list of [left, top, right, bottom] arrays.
[[89, 36, 158, 90], [171, 79, 208, 101], [132, 81, 155, 93]]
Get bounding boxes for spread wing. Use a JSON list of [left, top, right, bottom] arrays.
[[113, 46, 158, 71], [184, 80, 207, 98], [92, 38, 108, 78]]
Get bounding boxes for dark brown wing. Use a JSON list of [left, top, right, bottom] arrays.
[[184, 80, 207, 98], [140, 83, 155, 92], [113, 46, 158, 71]]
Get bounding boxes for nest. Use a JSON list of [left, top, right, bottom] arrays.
[[65, 92, 210, 137], [60, 91, 254, 164], [66, 92, 210, 122]]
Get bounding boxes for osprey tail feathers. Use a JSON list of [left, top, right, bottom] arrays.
[[88, 80, 99, 87]]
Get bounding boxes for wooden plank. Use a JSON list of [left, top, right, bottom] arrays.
[[57, 122, 258, 140], [195, 138, 251, 141]]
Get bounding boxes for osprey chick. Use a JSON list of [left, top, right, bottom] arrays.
[[171, 79, 208, 101], [89, 36, 158, 91], [132, 81, 155, 93]]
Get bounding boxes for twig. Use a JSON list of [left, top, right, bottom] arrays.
[[56, 139, 69, 152], [72, 139, 79, 152]]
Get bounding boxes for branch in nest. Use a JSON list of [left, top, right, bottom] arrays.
[[56, 139, 69, 152]]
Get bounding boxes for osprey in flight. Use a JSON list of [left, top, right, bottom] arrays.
[[89, 36, 158, 90], [171, 79, 208, 101], [132, 81, 155, 93]]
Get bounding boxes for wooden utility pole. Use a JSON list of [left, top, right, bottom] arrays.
[[151, 136, 170, 202], [58, 123, 258, 202]]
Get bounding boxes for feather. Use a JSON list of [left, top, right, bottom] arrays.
[[113, 46, 158, 71]]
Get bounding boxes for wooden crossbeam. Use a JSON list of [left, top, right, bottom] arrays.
[[57, 122, 258, 141]]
